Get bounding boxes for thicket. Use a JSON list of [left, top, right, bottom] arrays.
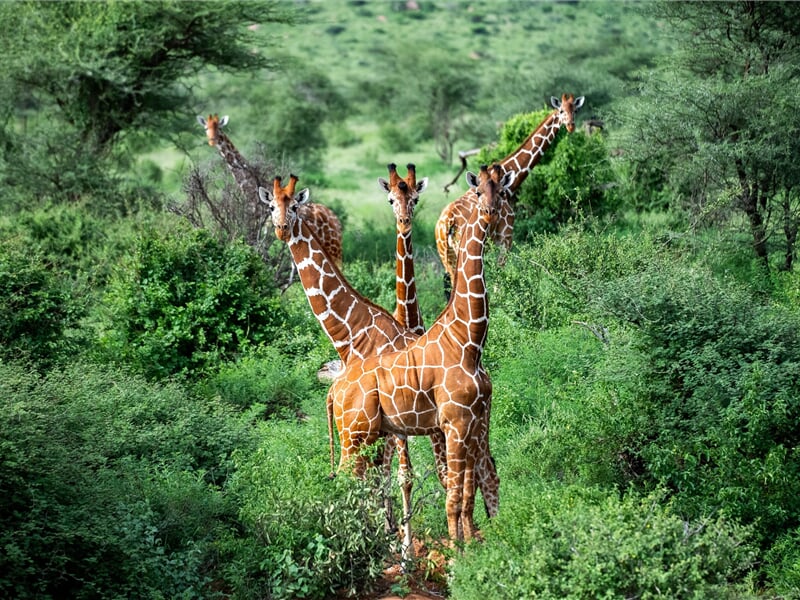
[[98, 221, 287, 380], [2, 1, 800, 598]]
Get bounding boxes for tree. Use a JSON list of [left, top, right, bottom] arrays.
[[623, 1, 800, 271], [0, 0, 293, 206]]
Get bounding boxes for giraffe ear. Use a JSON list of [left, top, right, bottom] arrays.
[[219, 115, 229, 127], [295, 188, 311, 204], [574, 96, 585, 110], [377, 177, 391, 193], [416, 177, 429, 194], [550, 96, 560, 109], [257, 186, 272, 204], [465, 171, 480, 189], [196, 115, 207, 127]]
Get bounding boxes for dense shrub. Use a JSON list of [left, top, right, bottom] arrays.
[[0, 361, 252, 599], [222, 425, 394, 599], [477, 108, 619, 238], [198, 345, 318, 419], [487, 224, 658, 331], [591, 262, 800, 547], [764, 527, 800, 596], [100, 221, 287, 379], [450, 486, 756, 600], [0, 237, 82, 365]]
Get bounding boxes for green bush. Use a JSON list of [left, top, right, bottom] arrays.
[[0, 360, 251, 598], [222, 425, 394, 599], [478, 109, 619, 238], [100, 221, 287, 379], [764, 527, 800, 597], [0, 237, 82, 365], [592, 262, 800, 547], [487, 224, 657, 331], [450, 486, 756, 600], [199, 346, 318, 419]]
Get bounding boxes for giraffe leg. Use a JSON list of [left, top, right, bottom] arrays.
[[443, 426, 467, 541], [396, 436, 415, 569], [476, 412, 500, 518], [461, 437, 481, 542], [430, 429, 448, 489], [380, 436, 398, 533]]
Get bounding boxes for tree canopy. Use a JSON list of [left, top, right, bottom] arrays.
[[624, 1, 800, 270]]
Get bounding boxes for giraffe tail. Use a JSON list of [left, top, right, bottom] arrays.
[[326, 390, 336, 480]]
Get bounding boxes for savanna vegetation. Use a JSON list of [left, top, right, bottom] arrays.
[[1, 1, 799, 598]]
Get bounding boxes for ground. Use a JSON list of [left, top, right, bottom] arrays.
[[338, 538, 450, 600]]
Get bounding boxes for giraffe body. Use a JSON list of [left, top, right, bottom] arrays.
[[330, 165, 512, 542], [198, 114, 344, 267], [435, 94, 584, 294]]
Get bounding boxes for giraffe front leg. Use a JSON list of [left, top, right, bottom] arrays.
[[395, 436, 415, 569], [430, 429, 448, 489], [461, 439, 481, 542], [443, 427, 467, 542]]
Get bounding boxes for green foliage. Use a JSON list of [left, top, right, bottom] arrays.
[[0, 0, 292, 208], [479, 109, 620, 237], [223, 58, 348, 172], [622, 1, 800, 269], [198, 346, 317, 419], [592, 262, 800, 546], [0, 361, 252, 599], [0, 237, 82, 365], [764, 527, 800, 597], [222, 427, 394, 599], [450, 486, 756, 600], [100, 221, 287, 379], [487, 223, 658, 331]]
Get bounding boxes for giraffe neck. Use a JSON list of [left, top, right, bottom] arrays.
[[394, 228, 425, 335], [214, 131, 262, 208], [287, 219, 413, 364], [498, 110, 561, 193], [440, 209, 492, 353]]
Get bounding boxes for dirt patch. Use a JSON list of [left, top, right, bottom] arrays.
[[338, 538, 450, 600]]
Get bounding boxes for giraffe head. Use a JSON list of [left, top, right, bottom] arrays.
[[378, 163, 429, 233], [465, 164, 515, 220], [257, 174, 310, 242], [196, 113, 230, 146], [549, 94, 585, 133]]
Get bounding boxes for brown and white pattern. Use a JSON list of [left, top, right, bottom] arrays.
[[329, 165, 513, 545], [435, 93, 585, 296]]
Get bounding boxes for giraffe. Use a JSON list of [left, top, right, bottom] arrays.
[[329, 164, 514, 547], [198, 113, 344, 268], [257, 174, 419, 544], [435, 93, 585, 297], [377, 162, 428, 336], [257, 174, 414, 365]]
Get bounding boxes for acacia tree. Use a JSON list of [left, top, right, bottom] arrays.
[[624, 1, 800, 271], [0, 0, 293, 206]]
